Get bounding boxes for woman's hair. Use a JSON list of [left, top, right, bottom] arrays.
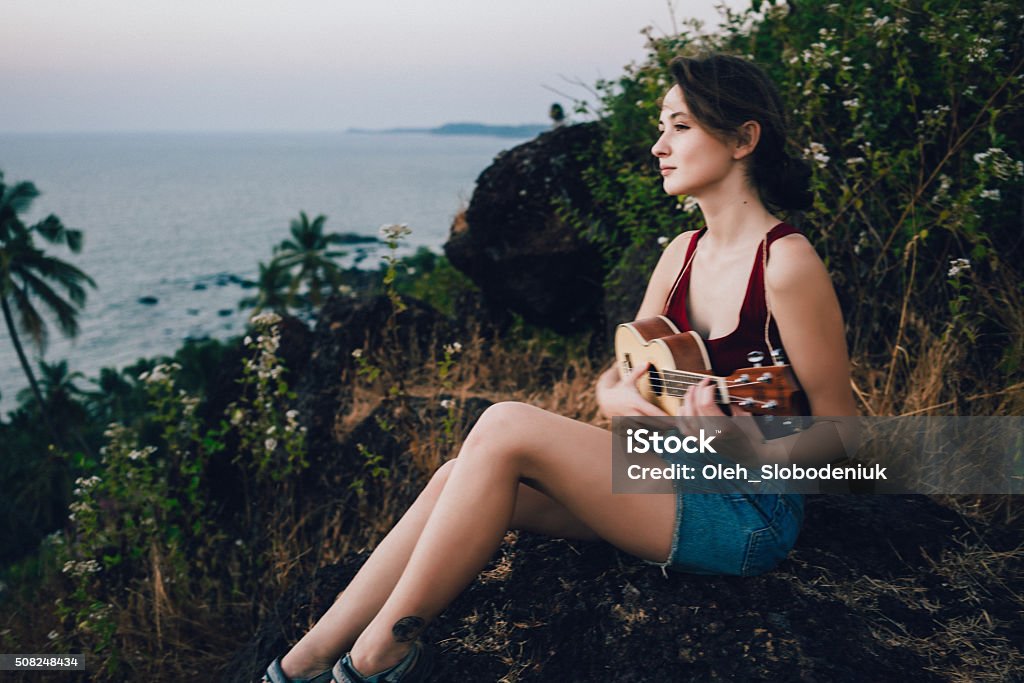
[[670, 54, 812, 211]]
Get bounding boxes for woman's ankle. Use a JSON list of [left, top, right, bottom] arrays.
[[280, 647, 336, 679], [347, 640, 412, 678]]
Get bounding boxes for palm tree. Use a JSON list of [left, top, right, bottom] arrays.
[[0, 171, 96, 448], [15, 359, 92, 452], [239, 259, 293, 314], [271, 211, 348, 310]]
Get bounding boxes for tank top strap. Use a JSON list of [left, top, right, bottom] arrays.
[[745, 223, 800, 316], [662, 228, 706, 316]]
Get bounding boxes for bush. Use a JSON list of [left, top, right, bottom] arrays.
[[568, 0, 1023, 415]]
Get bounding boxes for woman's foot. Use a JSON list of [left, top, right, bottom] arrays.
[[277, 651, 336, 681], [263, 655, 334, 683], [333, 642, 433, 683]]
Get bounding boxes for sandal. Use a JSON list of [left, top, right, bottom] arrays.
[[332, 641, 433, 683], [262, 656, 335, 683]]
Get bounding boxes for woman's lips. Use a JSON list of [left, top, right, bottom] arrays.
[[660, 166, 676, 175]]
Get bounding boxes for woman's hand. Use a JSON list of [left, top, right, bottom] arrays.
[[596, 363, 670, 419], [679, 378, 761, 465]]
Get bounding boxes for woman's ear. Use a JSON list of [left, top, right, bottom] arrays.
[[733, 121, 761, 160]]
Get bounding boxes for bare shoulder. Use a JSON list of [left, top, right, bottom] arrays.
[[650, 229, 697, 279], [765, 232, 831, 294], [633, 229, 699, 320]]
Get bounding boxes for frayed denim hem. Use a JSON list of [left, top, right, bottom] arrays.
[[642, 488, 684, 578]]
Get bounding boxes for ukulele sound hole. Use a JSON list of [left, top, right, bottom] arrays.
[[647, 366, 663, 396]]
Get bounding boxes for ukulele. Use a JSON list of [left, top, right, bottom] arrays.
[[615, 316, 809, 416]]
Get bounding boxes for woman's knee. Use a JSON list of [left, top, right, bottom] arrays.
[[462, 401, 538, 458], [422, 458, 457, 496]]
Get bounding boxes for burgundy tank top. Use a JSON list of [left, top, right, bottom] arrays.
[[664, 223, 800, 376]]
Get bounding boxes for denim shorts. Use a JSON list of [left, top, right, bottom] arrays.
[[642, 454, 805, 577]]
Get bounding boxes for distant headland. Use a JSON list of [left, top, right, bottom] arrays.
[[346, 122, 549, 138]]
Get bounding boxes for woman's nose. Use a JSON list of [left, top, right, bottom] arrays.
[[651, 133, 668, 157]]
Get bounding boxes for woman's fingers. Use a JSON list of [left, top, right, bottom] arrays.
[[626, 361, 650, 385]]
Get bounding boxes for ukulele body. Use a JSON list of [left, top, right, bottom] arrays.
[[614, 316, 809, 416]]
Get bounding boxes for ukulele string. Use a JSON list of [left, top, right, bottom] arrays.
[[647, 377, 765, 392]]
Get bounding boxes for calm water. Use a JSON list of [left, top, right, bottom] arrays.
[[0, 131, 521, 413]]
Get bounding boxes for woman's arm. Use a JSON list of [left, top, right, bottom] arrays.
[[596, 231, 695, 419], [766, 234, 857, 418]]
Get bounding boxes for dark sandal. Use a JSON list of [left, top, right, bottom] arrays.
[[262, 656, 335, 683], [332, 642, 433, 683]]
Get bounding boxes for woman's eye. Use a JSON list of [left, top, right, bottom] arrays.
[[675, 124, 690, 131]]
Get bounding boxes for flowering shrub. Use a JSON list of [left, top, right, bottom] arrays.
[[55, 363, 210, 675], [230, 312, 307, 481], [50, 312, 311, 677], [568, 0, 1022, 413]]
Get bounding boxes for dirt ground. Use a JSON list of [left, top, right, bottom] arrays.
[[230, 494, 1023, 682]]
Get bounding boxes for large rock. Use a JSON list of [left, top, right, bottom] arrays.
[[445, 123, 607, 336]]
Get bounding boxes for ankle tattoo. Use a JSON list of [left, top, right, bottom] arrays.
[[391, 616, 425, 643]]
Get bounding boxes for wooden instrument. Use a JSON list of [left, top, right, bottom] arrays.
[[615, 316, 809, 416]]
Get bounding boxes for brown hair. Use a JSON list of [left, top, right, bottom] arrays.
[[670, 54, 812, 211]]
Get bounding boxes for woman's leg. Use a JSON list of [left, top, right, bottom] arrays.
[[346, 402, 676, 676], [280, 441, 602, 678]]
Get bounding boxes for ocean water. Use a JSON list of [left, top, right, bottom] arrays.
[[0, 131, 522, 413]]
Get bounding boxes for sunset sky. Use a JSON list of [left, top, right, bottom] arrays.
[[1, 0, 742, 132]]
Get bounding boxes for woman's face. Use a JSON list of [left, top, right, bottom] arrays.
[[651, 85, 736, 198]]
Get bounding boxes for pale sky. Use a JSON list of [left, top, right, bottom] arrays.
[[0, 0, 744, 132]]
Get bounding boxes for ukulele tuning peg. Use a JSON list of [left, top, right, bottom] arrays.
[[739, 398, 756, 408], [770, 348, 786, 364], [746, 351, 765, 367], [757, 373, 773, 383], [762, 400, 778, 411]]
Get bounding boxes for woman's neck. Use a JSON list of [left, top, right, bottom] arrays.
[[692, 175, 779, 248]]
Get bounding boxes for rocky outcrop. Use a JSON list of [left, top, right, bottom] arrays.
[[444, 123, 607, 337]]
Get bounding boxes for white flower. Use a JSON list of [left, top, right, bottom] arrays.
[[265, 438, 278, 452], [803, 142, 830, 169], [440, 399, 454, 410], [846, 157, 866, 166], [973, 148, 1023, 180], [980, 189, 1001, 201], [337, 284, 354, 296], [47, 630, 59, 640], [842, 98, 860, 110], [657, 236, 669, 246], [947, 258, 971, 278], [682, 195, 699, 213], [250, 311, 282, 327], [444, 342, 462, 355], [351, 348, 363, 358], [379, 223, 412, 242]]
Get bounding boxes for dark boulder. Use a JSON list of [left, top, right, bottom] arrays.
[[445, 123, 607, 336]]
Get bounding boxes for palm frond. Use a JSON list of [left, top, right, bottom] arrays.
[[17, 270, 80, 339]]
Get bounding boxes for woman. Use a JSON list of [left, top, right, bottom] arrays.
[[264, 54, 857, 683]]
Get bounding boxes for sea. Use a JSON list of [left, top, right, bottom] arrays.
[[0, 131, 524, 414]]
